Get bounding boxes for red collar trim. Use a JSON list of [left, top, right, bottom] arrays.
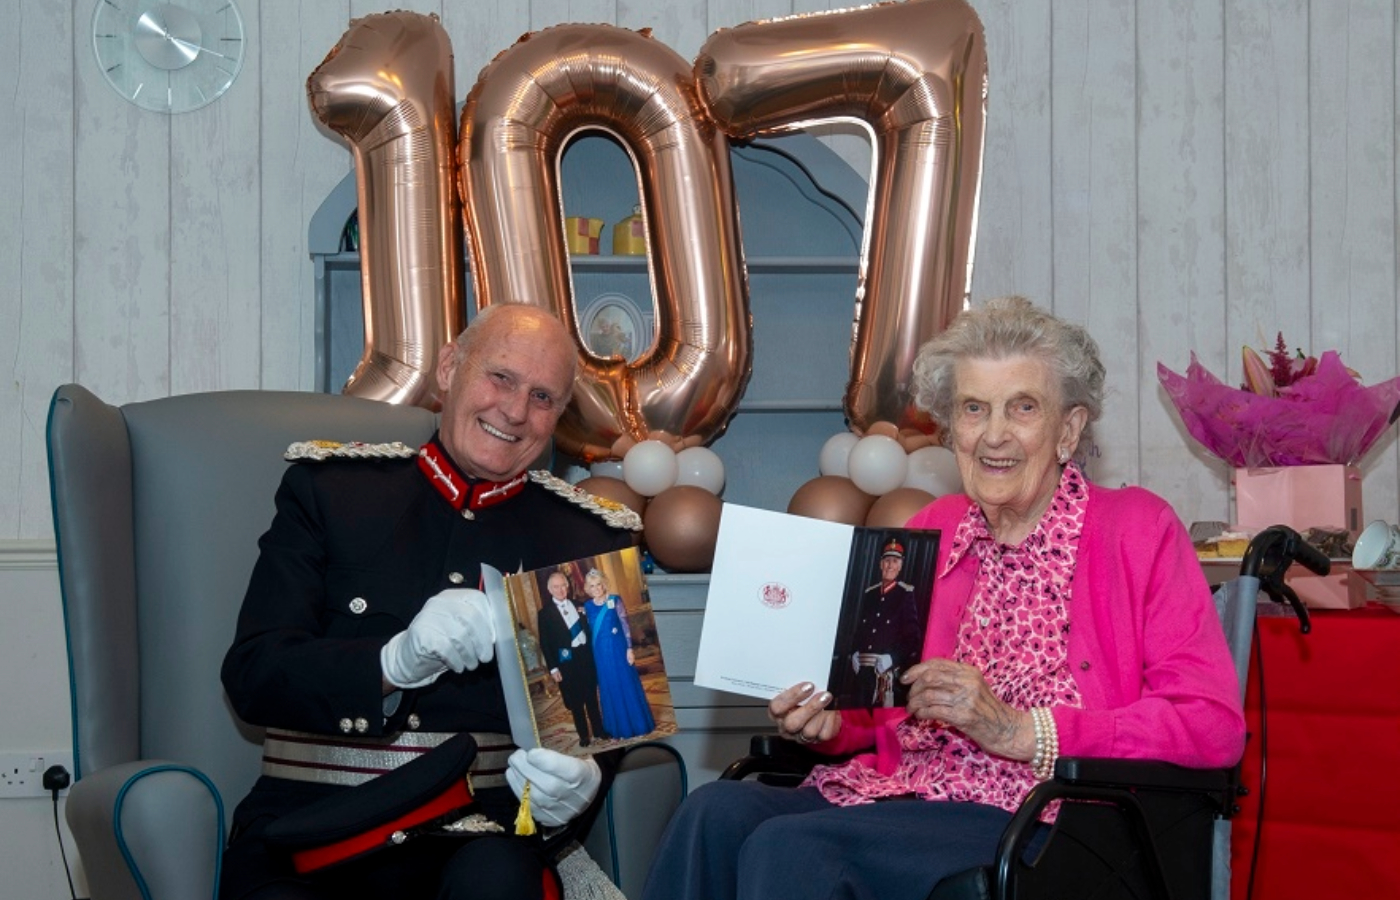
[[289, 778, 473, 874], [417, 440, 528, 511]]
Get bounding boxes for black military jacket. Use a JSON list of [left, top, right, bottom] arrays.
[[221, 436, 633, 738]]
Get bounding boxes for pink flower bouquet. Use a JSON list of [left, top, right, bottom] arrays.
[[1157, 342, 1400, 468]]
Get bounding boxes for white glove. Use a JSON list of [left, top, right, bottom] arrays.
[[875, 653, 894, 675], [505, 748, 602, 828], [380, 589, 496, 689]]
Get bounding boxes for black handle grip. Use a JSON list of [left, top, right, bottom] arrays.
[[1241, 525, 1318, 634], [1240, 525, 1330, 578], [1290, 535, 1332, 576]]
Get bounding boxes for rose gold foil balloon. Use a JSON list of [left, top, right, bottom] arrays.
[[865, 487, 936, 529], [696, 0, 987, 434], [459, 24, 753, 461], [307, 12, 463, 411], [643, 485, 724, 573], [787, 475, 876, 526]]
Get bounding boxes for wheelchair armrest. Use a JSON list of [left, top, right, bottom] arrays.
[[719, 734, 838, 783], [1053, 756, 1236, 801], [993, 757, 1236, 900], [66, 760, 225, 900]]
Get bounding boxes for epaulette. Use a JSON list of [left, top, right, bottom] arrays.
[[529, 471, 644, 532], [284, 439, 418, 462]]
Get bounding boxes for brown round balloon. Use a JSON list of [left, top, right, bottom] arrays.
[[865, 487, 937, 529], [898, 427, 937, 452], [643, 486, 724, 573], [610, 435, 637, 459], [866, 420, 900, 439], [787, 476, 876, 525]]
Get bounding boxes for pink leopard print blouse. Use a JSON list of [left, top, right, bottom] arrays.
[[804, 464, 1088, 815]]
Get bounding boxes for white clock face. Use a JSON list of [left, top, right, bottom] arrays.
[[92, 0, 245, 114]]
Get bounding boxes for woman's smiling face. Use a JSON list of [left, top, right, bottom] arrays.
[[950, 354, 1086, 544]]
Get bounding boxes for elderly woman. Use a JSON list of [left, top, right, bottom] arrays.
[[641, 296, 1245, 900]]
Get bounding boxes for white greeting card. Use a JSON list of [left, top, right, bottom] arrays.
[[695, 505, 938, 707]]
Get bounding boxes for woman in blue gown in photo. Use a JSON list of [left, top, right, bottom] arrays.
[[583, 569, 655, 739]]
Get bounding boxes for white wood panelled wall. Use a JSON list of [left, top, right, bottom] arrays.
[[3, 0, 1398, 539]]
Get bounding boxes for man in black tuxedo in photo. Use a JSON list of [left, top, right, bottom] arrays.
[[538, 570, 608, 746]]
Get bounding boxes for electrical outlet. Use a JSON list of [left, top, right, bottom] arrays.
[[0, 751, 75, 799]]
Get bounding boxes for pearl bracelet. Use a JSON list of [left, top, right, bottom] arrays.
[[1029, 707, 1059, 781]]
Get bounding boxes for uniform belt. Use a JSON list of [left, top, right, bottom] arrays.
[[261, 729, 514, 790], [854, 653, 885, 668]]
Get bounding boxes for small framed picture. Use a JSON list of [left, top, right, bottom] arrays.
[[581, 294, 649, 362]]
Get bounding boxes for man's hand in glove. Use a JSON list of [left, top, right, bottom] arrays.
[[381, 589, 496, 689], [506, 748, 603, 828]]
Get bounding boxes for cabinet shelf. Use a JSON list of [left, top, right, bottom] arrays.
[[570, 254, 858, 275], [315, 251, 857, 276]]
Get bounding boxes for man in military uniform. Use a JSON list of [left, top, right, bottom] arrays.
[[538, 570, 608, 747], [843, 539, 923, 707], [220, 304, 641, 899]]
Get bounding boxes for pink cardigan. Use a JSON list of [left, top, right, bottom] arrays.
[[819, 483, 1247, 774]]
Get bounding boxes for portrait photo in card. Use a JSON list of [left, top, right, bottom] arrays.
[[488, 546, 677, 757], [824, 527, 938, 709]]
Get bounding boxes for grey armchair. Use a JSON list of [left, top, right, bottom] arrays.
[[47, 384, 682, 900]]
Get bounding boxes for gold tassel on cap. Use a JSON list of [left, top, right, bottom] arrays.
[[514, 782, 536, 836]]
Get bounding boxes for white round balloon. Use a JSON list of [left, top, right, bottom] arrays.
[[904, 445, 962, 496], [818, 431, 860, 477], [846, 435, 909, 496], [674, 446, 726, 495], [622, 439, 679, 497], [590, 459, 624, 480]]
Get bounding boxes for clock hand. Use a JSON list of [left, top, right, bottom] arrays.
[[167, 34, 237, 63]]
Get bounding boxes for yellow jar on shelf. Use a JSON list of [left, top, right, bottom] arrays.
[[564, 216, 604, 255], [612, 205, 647, 256]]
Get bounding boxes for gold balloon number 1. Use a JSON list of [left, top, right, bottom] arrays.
[[309, 0, 986, 454], [308, 14, 463, 411]]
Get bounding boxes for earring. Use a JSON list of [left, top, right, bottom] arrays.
[[1057, 448, 1069, 464]]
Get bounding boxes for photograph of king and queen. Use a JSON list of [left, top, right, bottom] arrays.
[[504, 547, 677, 755]]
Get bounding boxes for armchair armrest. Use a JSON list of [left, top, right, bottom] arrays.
[[66, 760, 225, 900], [584, 742, 688, 900]]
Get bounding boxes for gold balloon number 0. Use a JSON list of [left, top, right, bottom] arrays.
[[310, 2, 986, 453]]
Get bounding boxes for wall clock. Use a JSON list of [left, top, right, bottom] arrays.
[[92, 0, 246, 114]]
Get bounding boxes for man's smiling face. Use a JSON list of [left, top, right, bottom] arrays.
[[435, 306, 576, 482]]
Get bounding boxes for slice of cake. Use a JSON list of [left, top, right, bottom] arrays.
[[1194, 530, 1252, 559]]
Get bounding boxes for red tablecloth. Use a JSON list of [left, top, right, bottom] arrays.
[[1231, 606, 1400, 899]]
